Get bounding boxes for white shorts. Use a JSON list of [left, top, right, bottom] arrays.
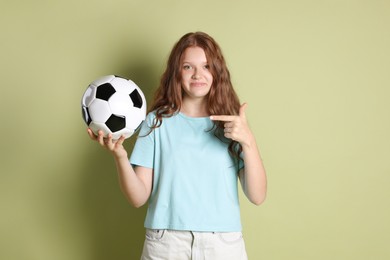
[[141, 229, 248, 260]]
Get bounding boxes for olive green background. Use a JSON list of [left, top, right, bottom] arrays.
[[1, 0, 389, 259]]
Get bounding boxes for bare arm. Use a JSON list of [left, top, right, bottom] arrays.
[[210, 103, 267, 205], [87, 129, 153, 208], [238, 134, 267, 205]]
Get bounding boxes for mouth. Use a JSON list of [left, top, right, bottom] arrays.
[[190, 82, 206, 87]]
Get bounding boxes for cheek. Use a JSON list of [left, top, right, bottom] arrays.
[[207, 72, 213, 82], [181, 71, 191, 81]]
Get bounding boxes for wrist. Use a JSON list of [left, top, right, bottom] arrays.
[[241, 134, 256, 150], [113, 151, 128, 161]]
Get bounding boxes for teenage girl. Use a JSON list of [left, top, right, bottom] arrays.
[[87, 31, 267, 260]]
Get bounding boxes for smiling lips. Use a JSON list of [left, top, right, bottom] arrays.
[[190, 82, 206, 87]]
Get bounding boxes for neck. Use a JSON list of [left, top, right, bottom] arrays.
[[180, 98, 209, 117]]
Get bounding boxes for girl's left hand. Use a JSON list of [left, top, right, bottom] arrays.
[[210, 103, 254, 146]]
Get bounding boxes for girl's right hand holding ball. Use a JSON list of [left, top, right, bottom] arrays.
[[87, 128, 128, 159]]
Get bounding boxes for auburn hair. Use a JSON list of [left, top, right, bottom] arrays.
[[149, 31, 242, 161]]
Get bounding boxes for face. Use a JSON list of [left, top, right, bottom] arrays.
[[180, 46, 213, 101]]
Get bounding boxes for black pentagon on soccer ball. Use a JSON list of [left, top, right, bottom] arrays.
[[129, 89, 143, 108], [105, 114, 126, 132], [96, 83, 116, 101], [82, 106, 92, 125]]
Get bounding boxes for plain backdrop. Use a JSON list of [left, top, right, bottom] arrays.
[[1, 0, 389, 259]]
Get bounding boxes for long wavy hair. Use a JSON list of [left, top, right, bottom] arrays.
[[149, 31, 242, 161]]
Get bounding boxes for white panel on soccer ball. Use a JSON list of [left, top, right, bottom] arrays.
[[125, 107, 145, 130], [81, 85, 97, 107], [108, 92, 133, 115], [127, 80, 139, 92], [88, 99, 112, 122], [110, 77, 134, 94], [111, 128, 134, 140], [89, 122, 111, 137], [82, 106, 91, 124], [90, 75, 115, 87]]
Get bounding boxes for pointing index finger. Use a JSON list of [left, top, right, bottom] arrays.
[[210, 115, 235, 121]]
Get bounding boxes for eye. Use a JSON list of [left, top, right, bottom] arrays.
[[183, 64, 192, 70], [204, 64, 210, 70]]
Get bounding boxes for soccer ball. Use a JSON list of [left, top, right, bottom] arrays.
[[81, 75, 146, 140]]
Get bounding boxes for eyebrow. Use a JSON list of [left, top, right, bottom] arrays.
[[182, 61, 208, 64]]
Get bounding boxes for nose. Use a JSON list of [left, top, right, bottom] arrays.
[[191, 70, 200, 80]]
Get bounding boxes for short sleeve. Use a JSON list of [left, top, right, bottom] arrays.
[[129, 112, 156, 169]]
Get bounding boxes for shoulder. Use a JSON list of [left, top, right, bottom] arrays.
[[145, 110, 181, 125], [145, 110, 156, 121], [141, 110, 176, 131], [142, 110, 160, 127]]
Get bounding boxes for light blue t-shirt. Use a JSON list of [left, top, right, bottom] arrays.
[[130, 112, 243, 232]]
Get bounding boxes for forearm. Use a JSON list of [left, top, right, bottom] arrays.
[[241, 135, 267, 205], [114, 155, 150, 208]]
